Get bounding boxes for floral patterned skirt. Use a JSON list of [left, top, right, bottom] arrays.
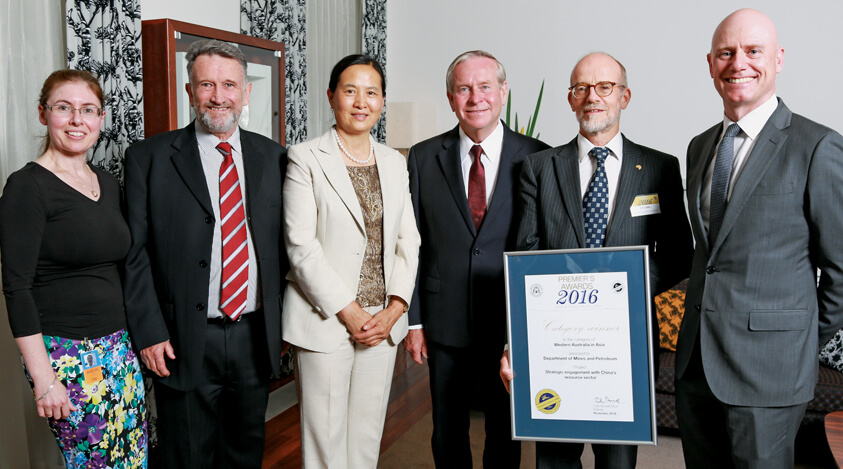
[[24, 329, 148, 469]]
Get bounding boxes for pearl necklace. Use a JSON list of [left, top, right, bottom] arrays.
[[49, 153, 98, 198], [332, 126, 374, 165]]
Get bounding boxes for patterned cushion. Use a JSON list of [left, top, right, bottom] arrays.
[[820, 329, 843, 372], [655, 288, 686, 351]]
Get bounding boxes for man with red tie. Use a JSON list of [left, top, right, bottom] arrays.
[[405, 50, 549, 467], [124, 39, 287, 468]]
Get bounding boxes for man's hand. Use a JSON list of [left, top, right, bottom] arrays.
[[402, 329, 428, 364], [500, 350, 513, 393], [140, 340, 175, 377]]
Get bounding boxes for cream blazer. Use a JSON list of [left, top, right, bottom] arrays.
[[281, 130, 421, 353]]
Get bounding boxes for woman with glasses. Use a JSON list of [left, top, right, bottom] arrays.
[[0, 69, 147, 468], [282, 54, 420, 468]]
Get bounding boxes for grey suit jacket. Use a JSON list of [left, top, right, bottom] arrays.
[[677, 99, 843, 407], [517, 135, 692, 297]]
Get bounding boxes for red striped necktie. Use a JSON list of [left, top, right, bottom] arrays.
[[217, 142, 248, 320]]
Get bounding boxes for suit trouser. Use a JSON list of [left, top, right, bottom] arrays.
[[536, 442, 637, 469], [427, 339, 520, 469], [155, 312, 271, 469], [293, 309, 399, 469], [675, 336, 807, 469]]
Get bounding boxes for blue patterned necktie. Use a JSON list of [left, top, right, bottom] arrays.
[[583, 147, 610, 248], [708, 123, 741, 245]]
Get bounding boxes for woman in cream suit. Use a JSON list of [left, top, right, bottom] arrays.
[[282, 55, 420, 469]]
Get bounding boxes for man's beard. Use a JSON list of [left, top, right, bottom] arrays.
[[196, 106, 240, 135], [579, 104, 620, 134]]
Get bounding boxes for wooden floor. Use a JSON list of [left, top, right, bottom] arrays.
[[261, 348, 432, 469]]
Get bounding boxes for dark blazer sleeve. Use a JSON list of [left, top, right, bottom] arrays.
[[649, 153, 693, 295], [515, 152, 542, 252], [407, 144, 423, 327], [123, 143, 171, 351]]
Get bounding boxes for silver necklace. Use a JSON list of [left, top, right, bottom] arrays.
[[332, 126, 374, 165], [49, 153, 98, 198]]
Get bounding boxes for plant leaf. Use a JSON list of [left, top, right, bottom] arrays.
[[527, 80, 544, 137]]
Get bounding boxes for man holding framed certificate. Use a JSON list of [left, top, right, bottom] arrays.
[[501, 52, 693, 468]]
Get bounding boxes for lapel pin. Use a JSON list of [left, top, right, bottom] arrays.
[[635, 165, 642, 170]]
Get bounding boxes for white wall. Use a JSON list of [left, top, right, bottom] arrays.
[[142, 0, 240, 33], [386, 0, 843, 171]]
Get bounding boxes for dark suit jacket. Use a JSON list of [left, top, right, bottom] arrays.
[[408, 124, 550, 348], [124, 122, 288, 391], [677, 99, 843, 407], [517, 135, 692, 299]]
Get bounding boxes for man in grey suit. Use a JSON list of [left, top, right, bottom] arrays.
[[501, 52, 692, 468], [676, 9, 843, 468]]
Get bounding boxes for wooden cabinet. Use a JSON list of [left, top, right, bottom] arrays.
[[141, 19, 286, 145]]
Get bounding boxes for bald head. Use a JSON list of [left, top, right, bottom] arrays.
[[708, 9, 784, 121], [570, 52, 627, 88]]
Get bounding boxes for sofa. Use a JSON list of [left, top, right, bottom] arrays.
[[653, 280, 843, 430]]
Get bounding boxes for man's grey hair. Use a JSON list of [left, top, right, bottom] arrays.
[[185, 39, 248, 83], [445, 50, 506, 93]]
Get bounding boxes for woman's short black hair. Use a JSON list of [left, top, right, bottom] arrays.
[[328, 54, 386, 96]]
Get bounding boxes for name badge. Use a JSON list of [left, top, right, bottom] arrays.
[[80, 350, 104, 383], [629, 194, 661, 217]]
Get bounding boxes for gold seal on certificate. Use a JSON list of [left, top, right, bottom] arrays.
[[535, 389, 561, 414]]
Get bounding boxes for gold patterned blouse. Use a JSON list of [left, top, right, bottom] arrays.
[[347, 165, 386, 307]]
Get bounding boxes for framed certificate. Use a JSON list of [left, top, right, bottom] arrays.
[[504, 246, 656, 445]]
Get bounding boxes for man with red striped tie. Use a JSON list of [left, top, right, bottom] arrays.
[[124, 39, 288, 469]]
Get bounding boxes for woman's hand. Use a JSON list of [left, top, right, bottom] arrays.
[[34, 375, 76, 420], [355, 298, 407, 347], [337, 301, 374, 340], [16, 334, 77, 420]]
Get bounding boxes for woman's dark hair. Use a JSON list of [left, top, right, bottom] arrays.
[[328, 54, 386, 96]]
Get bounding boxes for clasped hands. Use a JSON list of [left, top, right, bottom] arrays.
[[338, 299, 404, 347]]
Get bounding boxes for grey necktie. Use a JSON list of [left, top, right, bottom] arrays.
[[708, 123, 741, 245]]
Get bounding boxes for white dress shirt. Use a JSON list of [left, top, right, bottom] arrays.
[[195, 124, 260, 318], [700, 94, 778, 232], [577, 131, 624, 227], [458, 121, 505, 203]]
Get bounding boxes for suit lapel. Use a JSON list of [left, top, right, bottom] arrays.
[[553, 139, 586, 247], [315, 130, 366, 233], [375, 142, 396, 238], [687, 126, 720, 254], [240, 131, 266, 212], [436, 127, 476, 235], [710, 101, 791, 254], [605, 136, 642, 246], [483, 127, 519, 230], [170, 123, 214, 216]]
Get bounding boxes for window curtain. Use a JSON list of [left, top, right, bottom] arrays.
[[305, 0, 360, 139], [65, 0, 144, 179], [362, 0, 387, 143], [241, 0, 309, 146], [0, 1, 68, 467]]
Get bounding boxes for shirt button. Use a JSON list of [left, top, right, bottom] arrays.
[[473, 248, 480, 255], [196, 303, 206, 311], [205, 216, 213, 224]]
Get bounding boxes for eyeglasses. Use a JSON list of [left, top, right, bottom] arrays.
[[568, 82, 624, 100], [43, 103, 103, 119]]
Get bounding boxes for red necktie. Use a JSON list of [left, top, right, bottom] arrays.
[[468, 144, 486, 230], [217, 142, 248, 320]]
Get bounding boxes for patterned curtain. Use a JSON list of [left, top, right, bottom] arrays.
[[65, 0, 143, 179], [241, 0, 308, 146], [362, 0, 387, 143]]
